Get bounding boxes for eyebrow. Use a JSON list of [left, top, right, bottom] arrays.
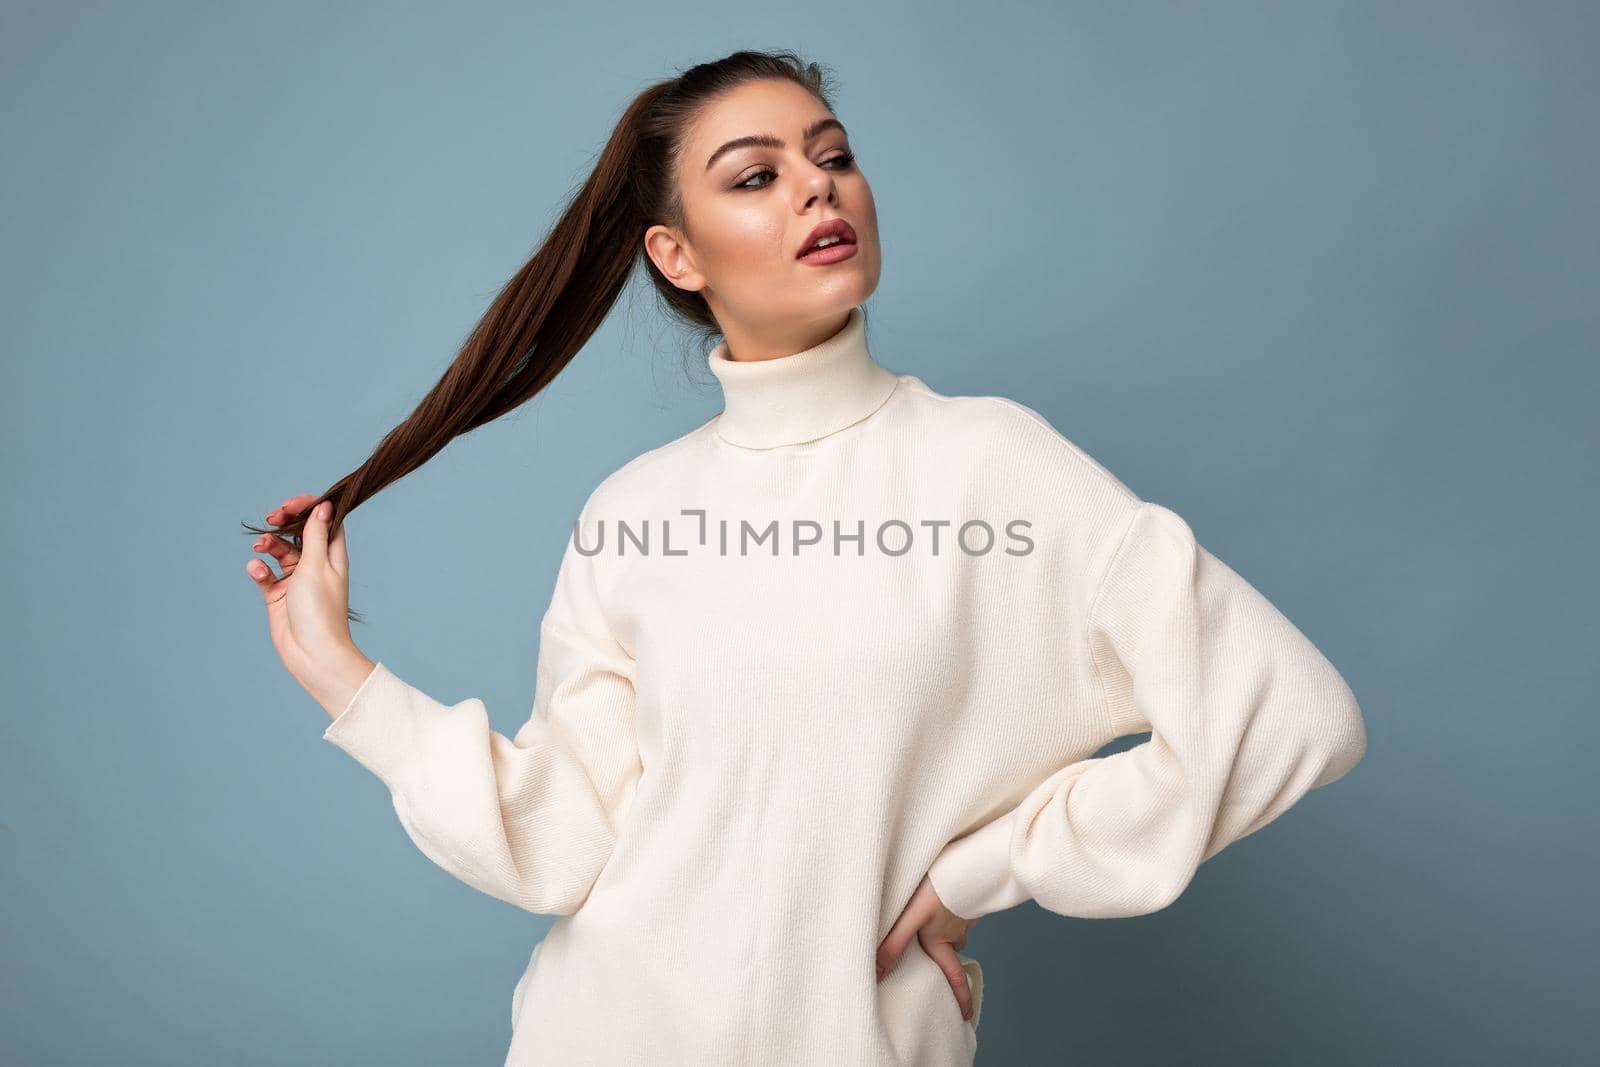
[[704, 118, 848, 172]]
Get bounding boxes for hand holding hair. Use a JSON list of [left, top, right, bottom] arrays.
[[246, 492, 375, 720]]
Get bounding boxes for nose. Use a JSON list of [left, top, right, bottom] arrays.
[[804, 184, 837, 209], [802, 165, 838, 208]]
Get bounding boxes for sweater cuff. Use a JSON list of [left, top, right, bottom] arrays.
[[321, 661, 410, 784], [926, 809, 1032, 920]]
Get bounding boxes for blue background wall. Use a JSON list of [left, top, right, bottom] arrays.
[[3, 2, 1594, 1063]]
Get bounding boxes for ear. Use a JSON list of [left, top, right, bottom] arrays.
[[643, 224, 705, 293]]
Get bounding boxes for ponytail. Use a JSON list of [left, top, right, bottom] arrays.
[[242, 50, 837, 623]]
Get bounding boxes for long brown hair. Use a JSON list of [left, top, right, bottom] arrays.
[[241, 49, 839, 623]]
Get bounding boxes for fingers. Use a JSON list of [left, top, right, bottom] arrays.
[[249, 492, 321, 592], [875, 897, 925, 983], [923, 938, 974, 1022], [327, 510, 349, 576], [245, 554, 280, 595], [252, 532, 300, 570], [300, 499, 332, 567], [265, 492, 320, 528]]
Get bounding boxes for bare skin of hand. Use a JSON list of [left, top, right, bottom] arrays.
[[876, 874, 981, 1021], [245, 492, 375, 720]]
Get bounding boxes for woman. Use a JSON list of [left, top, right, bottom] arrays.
[[243, 49, 1367, 1066]]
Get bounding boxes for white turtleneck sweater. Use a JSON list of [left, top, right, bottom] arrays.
[[321, 305, 1367, 1065]]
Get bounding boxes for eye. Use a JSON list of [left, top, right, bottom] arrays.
[[733, 151, 856, 190]]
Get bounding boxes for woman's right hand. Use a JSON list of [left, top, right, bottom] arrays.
[[246, 492, 374, 717], [876, 873, 982, 1021]]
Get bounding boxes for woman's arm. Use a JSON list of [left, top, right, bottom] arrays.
[[322, 510, 642, 917], [926, 500, 1368, 921]]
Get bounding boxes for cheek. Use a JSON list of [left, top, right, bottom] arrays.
[[854, 185, 879, 240], [707, 203, 788, 272]]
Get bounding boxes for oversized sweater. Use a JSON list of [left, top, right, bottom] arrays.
[[322, 304, 1368, 1066]]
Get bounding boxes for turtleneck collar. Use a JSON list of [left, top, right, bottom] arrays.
[[705, 306, 901, 450]]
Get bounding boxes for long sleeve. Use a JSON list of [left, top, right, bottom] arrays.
[[925, 500, 1368, 921], [321, 510, 643, 917]]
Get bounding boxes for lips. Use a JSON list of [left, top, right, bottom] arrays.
[[797, 218, 857, 258]]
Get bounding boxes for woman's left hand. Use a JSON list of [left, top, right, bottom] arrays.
[[875, 874, 980, 1021]]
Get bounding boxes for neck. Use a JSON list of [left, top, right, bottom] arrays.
[[718, 309, 852, 365], [706, 305, 900, 450]]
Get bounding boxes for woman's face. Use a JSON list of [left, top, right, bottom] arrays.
[[645, 78, 881, 354]]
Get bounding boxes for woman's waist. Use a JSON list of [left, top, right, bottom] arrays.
[[518, 917, 979, 1065]]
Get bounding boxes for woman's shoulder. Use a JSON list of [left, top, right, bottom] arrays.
[[572, 415, 719, 521], [894, 373, 1141, 508], [888, 375, 1148, 586]]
